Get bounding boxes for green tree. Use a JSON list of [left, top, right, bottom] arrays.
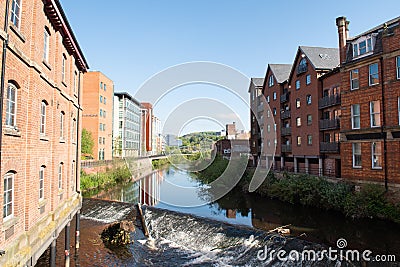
[[81, 128, 94, 157]]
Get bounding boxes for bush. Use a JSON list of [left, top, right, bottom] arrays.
[[80, 165, 132, 192]]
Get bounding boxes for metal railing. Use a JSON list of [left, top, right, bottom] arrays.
[[318, 94, 341, 109], [281, 110, 291, 120], [281, 144, 292, 153], [281, 127, 292, 136], [280, 93, 289, 103], [319, 118, 340, 130], [320, 142, 340, 153]]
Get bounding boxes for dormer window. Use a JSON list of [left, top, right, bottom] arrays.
[[268, 75, 274, 87], [297, 58, 307, 74], [352, 35, 376, 58]]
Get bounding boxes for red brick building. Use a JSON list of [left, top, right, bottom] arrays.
[[0, 0, 88, 266], [141, 102, 153, 155], [249, 78, 264, 166], [337, 16, 400, 186]]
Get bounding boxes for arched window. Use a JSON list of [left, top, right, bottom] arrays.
[[3, 172, 15, 219], [58, 163, 63, 190], [60, 111, 65, 139], [6, 82, 18, 127], [39, 166, 45, 200], [40, 101, 48, 134]]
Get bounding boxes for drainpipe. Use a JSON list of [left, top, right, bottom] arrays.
[[75, 71, 82, 194], [379, 57, 388, 191], [0, 0, 11, 179]]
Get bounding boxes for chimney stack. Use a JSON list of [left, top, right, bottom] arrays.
[[336, 16, 349, 64]]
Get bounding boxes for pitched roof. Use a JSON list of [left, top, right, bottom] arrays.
[[299, 46, 340, 70], [269, 64, 292, 83], [251, 78, 264, 87], [348, 16, 400, 41]]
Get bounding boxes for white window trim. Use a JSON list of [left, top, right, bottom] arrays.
[[371, 142, 382, 169], [40, 101, 47, 134], [39, 167, 45, 200], [43, 29, 49, 62], [398, 97, 400, 125], [369, 63, 379, 86], [352, 35, 375, 59], [273, 92, 276, 100], [296, 80, 300, 90], [370, 101, 381, 128], [10, 0, 22, 29], [60, 112, 64, 139], [352, 143, 362, 168], [268, 75, 274, 87], [61, 54, 66, 83], [3, 173, 14, 220], [6, 83, 17, 127], [306, 74, 311, 85], [351, 104, 360, 129], [58, 163, 63, 190], [350, 69, 359, 90]]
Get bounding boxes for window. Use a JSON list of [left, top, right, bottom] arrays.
[[62, 54, 66, 82], [273, 92, 277, 100], [10, 0, 21, 28], [372, 142, 382, 169], [298, 58, 307, 73], [369, 63, 379, 85], [296, 80, 300, 90], [100, 109, 103, 117], [353, 36, 373, 57], [267, 124, 271, 132], [104, 84, 107, 91], [60, 111, 65, 139], [266, 96, 270, 103], [43, 28, 50, 62], [103, 110, 106, 118], [398, 97, 400, 125], [99, 137, 102, 144], [99, 123, 103, 131], [306, 74, 311, 85], [274, 124, 277, 132], [100, 95, 103, 103], [71, 161, 75, 192], [307, 114, 312, 125], [273, 108, 276, 116], [268, 75, 274, 87], [71, 118, 76, 142], [370, 101, 381, 127], [5, 83, 17, 127], [103, 137, 105, 145], [267, 110, 270, 118], [3, 172, 14, 219], [74, 71, 78, 94], [351, 104, 360, 129], [58, 163, 63, 189], [306, 95, 312, 105], [352, 143, 362, 168], [350, 69, 359, 90], [100, 82, 103, 90], [104, 97, 107, 104], [296, 117, 301, 127], [397, 56, 400, 79], [297, 136, 301, 146], [40, 101, 47, 134], [39, 166, 45, 200], [307, 135, 312, 145], [296, 98, 301, 108]]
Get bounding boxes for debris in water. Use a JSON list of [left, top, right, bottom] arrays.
[[101, 220, 135, 246]]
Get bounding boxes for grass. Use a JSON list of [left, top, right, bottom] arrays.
[[80, 165, 132, 192]]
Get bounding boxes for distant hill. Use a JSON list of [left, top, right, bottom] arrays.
[[179, 131, 224, 148]]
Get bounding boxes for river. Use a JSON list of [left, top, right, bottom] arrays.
[[37, 166, 400, 266]]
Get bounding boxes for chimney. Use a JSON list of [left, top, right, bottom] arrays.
[[336, 16, 349, 64]]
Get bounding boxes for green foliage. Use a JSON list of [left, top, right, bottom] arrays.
[[152, 158, 169, 169], [81, 128, 94, 157], [80, 165, 132, 192]]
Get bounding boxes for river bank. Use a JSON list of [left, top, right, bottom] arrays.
[[197, 156, 400, 224]]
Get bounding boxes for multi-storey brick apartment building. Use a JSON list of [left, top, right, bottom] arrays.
[[249, 78, 264, 166], [141, 102, 153, 156], [82, 71, 114, 160], [0, 0, 88, 266], [337, 16, 400, 186]]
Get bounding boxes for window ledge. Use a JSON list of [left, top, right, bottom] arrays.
[[4, 126, 21, 137], [352, 166, 362, 169], [9, 24, 26, 43], [59, 138, 66, 143], [42, 60, 52, 71], [38, 199, 47, 209], [72, 141, 77, 145], [40, 135, 49, 141], [62, 81, 67, 88], [2, 216, 19, 230], [372, 167, 383, 170]]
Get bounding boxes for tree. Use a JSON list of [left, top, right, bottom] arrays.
[[81, 128, 94, 157]]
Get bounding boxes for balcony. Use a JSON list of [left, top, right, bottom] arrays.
[[318, 94, 341, 109], [280, 93, 289, 103], [281, 127, 292, 136], [281, 110, 291, 120], [320, 142, 340, 153], [319, 118, 340, 130], [281, 144, 292, 153]]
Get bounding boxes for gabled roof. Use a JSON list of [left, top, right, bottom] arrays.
[[251, 78, 264, 87], [348, 16, 400, 41], [268, 64, 292, 83], [288, 46, 339, 82]]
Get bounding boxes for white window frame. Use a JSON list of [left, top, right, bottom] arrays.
[[60, 111, 64, 139], [398, 97, 400, 125], [266, 95, 270, 103], [350, 69, 359, 90], [74, 71, 78, 94], [295, 80, 300, 90], [307, 114, 312, 125], [297, 136, 301, 146], [10, 0, 22, 28], [62, 54, 66, 82], [306, 94, 312, 105], [296, 98, 301, 109], [352, 143, 362, 168], [6, 83, 17, 127], [3, 172, 14, 219], [71, 161, 75, 192], [273, 92, 276, 100], [351, 104, 360, 129], [306, 74, 311, 85], [307, 135, 312, 145], [58, 163, 63, 190], [39, 166, 45, 200], [369, 63, 379, 86], [371, 142, 382, 169], [71, 118, 76, 142], [40, 101, 47, 134], [296, 117, 301, 127], [43, 29, 49, 62], [268, 75, 274, 87], [353, 35, 374, 58], [370, 101, 381, 128]]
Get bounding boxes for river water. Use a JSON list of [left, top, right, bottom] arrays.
[[37, 166, 400, 266]]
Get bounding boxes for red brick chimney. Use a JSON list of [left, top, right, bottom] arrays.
[[336, 16, 349, 64]]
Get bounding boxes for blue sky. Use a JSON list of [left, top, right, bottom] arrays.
[[60, 0, 400, 135]]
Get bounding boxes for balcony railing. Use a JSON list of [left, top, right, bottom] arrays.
[[281, 144, 292, 153], [319, 118, 340, 130], [281, 110, 291, 120], [281, 127, 292, 136], [318, 94, 341, 109], [280, 93, 289, 103], [320, 142, 340, 153]]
